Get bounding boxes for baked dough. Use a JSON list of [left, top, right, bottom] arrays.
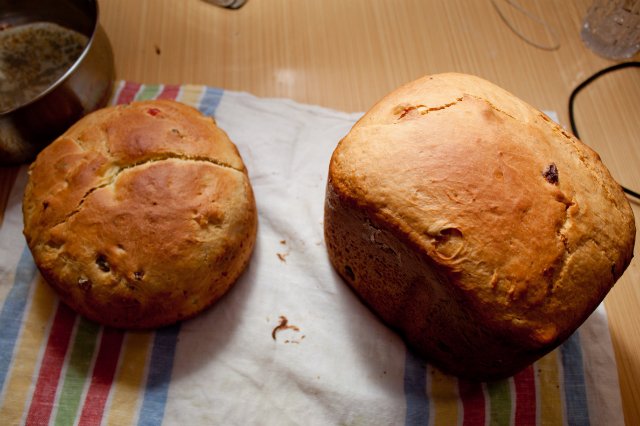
[[324, 73, 635, 380], [23, 99, 257, 329]]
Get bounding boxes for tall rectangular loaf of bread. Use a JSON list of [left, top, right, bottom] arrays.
[[324, 73, 635, 380]]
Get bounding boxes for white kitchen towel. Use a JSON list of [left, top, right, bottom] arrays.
[[0, 82, 624, 425]]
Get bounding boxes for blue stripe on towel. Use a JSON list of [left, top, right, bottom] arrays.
[[560, 331, 590, 426], [0, 246, 38, 393], [404, 349, 430, 426], [199, 86, 224, 117], [137, 323, 181, 426]]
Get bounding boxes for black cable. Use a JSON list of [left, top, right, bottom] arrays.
[[568, 61, 640, 200]]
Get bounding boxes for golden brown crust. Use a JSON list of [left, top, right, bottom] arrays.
[[23, 100, 257, 329], [325, 73, 635, 380]]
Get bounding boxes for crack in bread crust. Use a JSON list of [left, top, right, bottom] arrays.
[[394, 97, 464, 119], [49, 155, 244, 231], [392, 94, 518, 124]]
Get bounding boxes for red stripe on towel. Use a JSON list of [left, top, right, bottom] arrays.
[[459, 379, 485, 426], [514, 365, 536, 425], [77, 328, 125, 426], [116, 82, 142, 105], [157, 84, 181, 100], [25, 303, 77, 425]]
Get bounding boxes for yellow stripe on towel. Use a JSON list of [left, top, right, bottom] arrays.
[[104, 332, 154, 426], [537, 350, 563, 426], [178, 84, 206, 108], [429, 365, 460, 426], [0, 277, 58, 423]]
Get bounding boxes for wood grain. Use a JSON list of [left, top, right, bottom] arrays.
[[1, 0, 638, 422]]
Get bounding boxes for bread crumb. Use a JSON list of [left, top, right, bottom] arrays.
[[277, 252, 288, 262], [271, 315, 302, 342]]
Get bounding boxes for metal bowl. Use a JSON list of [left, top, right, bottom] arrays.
[[0, 0, 115, 165]]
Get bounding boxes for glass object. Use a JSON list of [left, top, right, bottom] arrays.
[[581, 0, 640, 60]]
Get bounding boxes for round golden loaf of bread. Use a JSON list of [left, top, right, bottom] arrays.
[[23, 99, 257, 329], [324, 73, 635, 380]]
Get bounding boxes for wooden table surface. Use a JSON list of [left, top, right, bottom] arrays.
[[1, 0, 638, 422]]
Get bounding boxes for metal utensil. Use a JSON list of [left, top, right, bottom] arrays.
[[0, 0, 115, 165]]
